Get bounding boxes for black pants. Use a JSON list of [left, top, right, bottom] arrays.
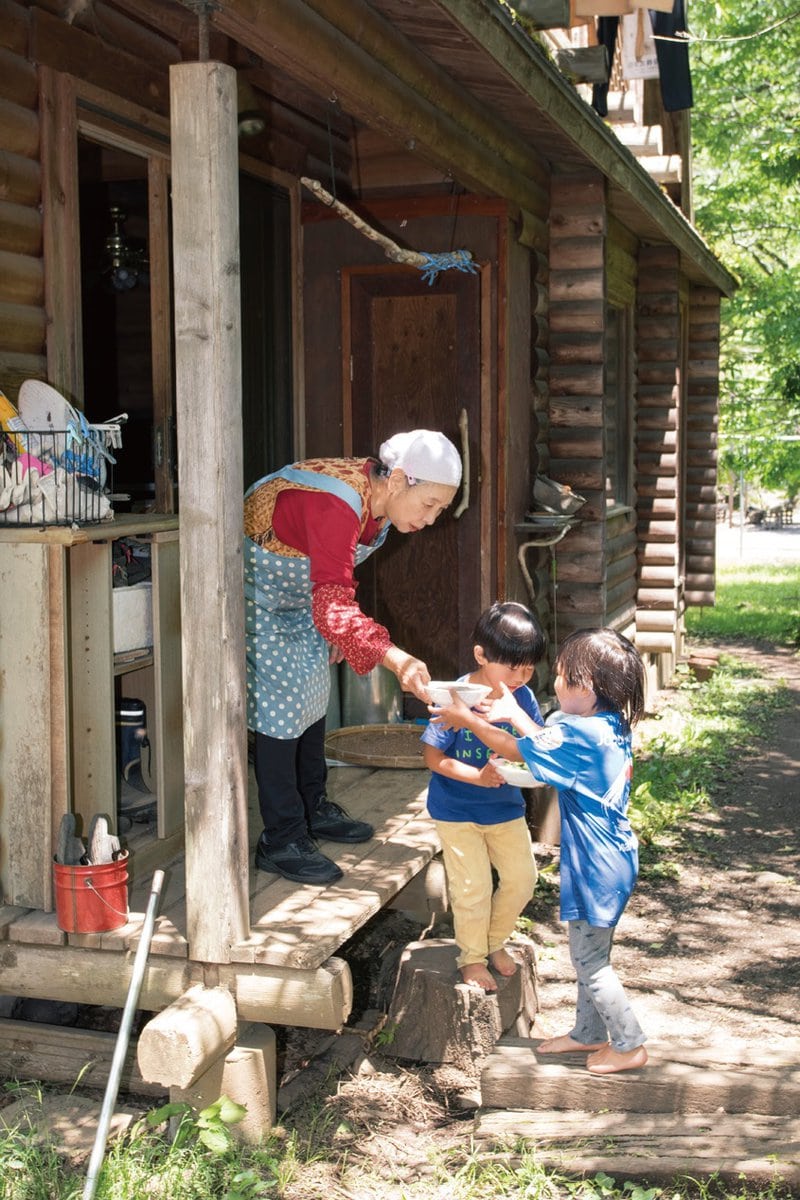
[[253, 716, 327, 849]]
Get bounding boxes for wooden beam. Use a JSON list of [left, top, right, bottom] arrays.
[[0, 1018, 164, 1096], [38, 67, 82, 400], [215, 0, 550, 217], [170, 62, 249, 963], [0, 198, 41, 256], [0, 944, 354, 1030]]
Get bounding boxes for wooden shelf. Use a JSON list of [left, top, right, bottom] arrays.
[[114, 649, 154, 676]]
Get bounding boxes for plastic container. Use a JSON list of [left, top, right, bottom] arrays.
[[52, 851, 129, 933]]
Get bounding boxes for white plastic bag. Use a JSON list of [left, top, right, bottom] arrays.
[[621, 8, 660, 80]]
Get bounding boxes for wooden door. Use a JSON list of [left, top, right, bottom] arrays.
[[343, 265, 486, 686]]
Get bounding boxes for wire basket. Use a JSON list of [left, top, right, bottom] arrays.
[[0, 423, 121, 527]]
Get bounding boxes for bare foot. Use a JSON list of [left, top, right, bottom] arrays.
[[460, 962, 497, 992], [587, 1043, 648, 1074], [537, 1033, 609, 1054], [488, 947, 518, 977]]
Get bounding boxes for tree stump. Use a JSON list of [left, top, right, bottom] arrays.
[[381, 937, 538, 1069], [688, 648, 721, 682]]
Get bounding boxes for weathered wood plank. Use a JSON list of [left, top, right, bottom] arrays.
[[0, 1018, 164, 1097], [480, 1037, 800, 1116], [473, 1109, 800, 1186]]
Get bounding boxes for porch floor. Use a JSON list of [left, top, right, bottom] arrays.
[[3, 765, 437, 973]]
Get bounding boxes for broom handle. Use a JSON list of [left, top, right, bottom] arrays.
[[83, 870, 165, 1200]]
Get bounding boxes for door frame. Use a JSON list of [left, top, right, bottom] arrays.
[[38, 70, 305, 510]]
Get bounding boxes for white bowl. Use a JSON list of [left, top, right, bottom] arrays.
[[427, 681, 492, 707], [494, 758, 538, 787]]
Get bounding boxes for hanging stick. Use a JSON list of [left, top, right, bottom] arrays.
[[300, 176, 478, 285]]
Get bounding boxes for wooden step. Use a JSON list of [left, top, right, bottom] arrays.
[[473, 1108, 800, 1187], [604, 89, 641, 124], [613, 123, 664, 156], [641, 154, 682, 184], [480, 1037, 800, 1117]]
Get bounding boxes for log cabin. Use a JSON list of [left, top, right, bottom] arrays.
[[0, 0, 735, 1124]]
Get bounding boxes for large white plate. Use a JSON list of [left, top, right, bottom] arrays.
[[18, 379, 80, 430], [427, 680, 492, 707], [494, 758, 538, 787]]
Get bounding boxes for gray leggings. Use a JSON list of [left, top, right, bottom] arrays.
[[568, 920, 646, 1052]]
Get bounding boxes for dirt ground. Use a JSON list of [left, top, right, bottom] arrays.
[[273, 629, 800, 1189]]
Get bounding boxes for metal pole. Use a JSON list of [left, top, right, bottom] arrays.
[[83, 870, 165, 1200]]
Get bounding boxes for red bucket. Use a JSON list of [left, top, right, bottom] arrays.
[[52, 851, 129, 933]]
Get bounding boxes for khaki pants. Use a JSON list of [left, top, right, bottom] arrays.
[[434, 817, 538, 968]]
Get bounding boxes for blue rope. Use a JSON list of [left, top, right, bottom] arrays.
[[418, 250, 479, 286]]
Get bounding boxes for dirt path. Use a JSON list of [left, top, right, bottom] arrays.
[[530, 638, 800, 1050]]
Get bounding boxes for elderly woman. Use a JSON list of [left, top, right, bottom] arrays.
[[244, 429, 462, 884]]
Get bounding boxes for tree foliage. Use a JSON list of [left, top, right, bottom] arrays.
[[689, 0, 800, 498]]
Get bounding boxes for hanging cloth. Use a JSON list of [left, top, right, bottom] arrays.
[[652, 0, 693, 112], [591, 0, 693, 116]]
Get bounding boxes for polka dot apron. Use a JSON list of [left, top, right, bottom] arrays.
[[244, 465, 390, 739]]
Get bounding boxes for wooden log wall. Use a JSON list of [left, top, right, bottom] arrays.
[[0, 2, 45, 398], [634, 243, 681, 654], [605, 218, 639, 633], [684, 287, 721, 608], [510, 212, 552, 695], [548, 171, 608, 637]]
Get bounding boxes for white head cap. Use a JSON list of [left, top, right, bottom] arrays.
[[378, 429, 462, 488]]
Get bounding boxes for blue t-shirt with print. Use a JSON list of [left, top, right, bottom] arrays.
[[517, 710, 638, 927], [422, 679, 543, 825]]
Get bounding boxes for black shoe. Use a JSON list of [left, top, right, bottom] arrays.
[[254, 833, 343, 884], [309, 797, 374, 844]]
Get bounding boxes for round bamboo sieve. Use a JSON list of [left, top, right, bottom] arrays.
[[325, 723, 425, 769]]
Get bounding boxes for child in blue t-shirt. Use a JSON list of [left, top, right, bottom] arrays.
[[431, 627, 648, 1076], [422, 601, 545, 992]]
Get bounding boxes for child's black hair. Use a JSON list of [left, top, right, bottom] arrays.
[[472, 601, 546, 667], [556, 628, 646, 731]]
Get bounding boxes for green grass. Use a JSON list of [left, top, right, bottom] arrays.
[[686, 561, 800, 646], [629, 655, 791, 872]]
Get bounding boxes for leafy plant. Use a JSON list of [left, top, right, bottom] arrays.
[[147, 1094, 248, 1155]]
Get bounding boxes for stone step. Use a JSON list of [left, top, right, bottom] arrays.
[[473, 1108, 800, 1187], [480, 1036, 800, 1117]]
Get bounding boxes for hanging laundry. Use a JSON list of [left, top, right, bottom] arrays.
[[652, 0, 693, 112], [591, 0, 693, 116], [621, 9, 660, 80]]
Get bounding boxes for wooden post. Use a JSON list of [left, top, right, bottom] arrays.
[[169, 62, 249, 962]]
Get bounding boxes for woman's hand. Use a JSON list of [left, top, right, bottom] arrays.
[[328, 643, 345, 665], [382, 645, 432, 703]]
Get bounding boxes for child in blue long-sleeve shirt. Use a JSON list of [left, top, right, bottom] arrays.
[[431, 627, 648, 1075]]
